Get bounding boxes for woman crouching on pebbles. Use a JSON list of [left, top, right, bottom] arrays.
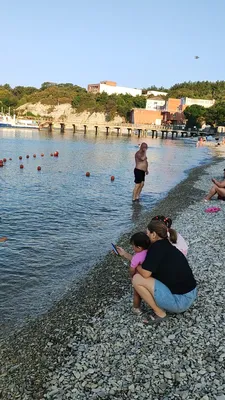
[[117, 220, 197, 322]]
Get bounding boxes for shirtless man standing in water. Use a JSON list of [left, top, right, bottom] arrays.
[[132, 142, 148, 202]]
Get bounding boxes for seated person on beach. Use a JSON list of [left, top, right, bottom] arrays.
[[152, 215, 188, 256], [205, 169, 225, 201], [117, 232, 150, 315], [118, 221, 197, 321]]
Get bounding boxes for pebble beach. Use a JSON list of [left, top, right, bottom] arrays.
[[1, 157, 225, 400]]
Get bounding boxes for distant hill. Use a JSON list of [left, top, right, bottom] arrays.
[[145, 81, 225, 100], [1, 80, 225, 121]]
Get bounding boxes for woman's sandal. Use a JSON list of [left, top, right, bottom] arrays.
[[143, 313, 168, 324]]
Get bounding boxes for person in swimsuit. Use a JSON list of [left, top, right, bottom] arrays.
[[132, 142, 148, 202], [205, 169, 225, 201]]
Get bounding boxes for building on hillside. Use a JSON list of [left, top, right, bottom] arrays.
[[87, 81, 142, 97], [146, 98, 166, 110], [130, 109, 162, 125], [164, 98, 181, 113], [180, 97, 215, 110], [146, 90, 168, 97]]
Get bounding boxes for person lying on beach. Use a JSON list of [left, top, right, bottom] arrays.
[[0, 237, 7, 242], [152, 215, 188, 256], [204, 169, 225, 201], [118, 220, 197, 322], [117, 232, 150, 315]]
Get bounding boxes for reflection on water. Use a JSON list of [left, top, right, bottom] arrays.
[[0, 129, 212, 334]]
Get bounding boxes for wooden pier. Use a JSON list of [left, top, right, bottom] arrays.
[[38, 120, 209, 139]]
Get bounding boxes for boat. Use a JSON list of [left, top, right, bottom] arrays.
[[0, 113, 39, 129]]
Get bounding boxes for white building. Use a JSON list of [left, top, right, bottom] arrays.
[[181, 97, 215, 108], [146, 98, 166, 111], [146, 90, 168, 97], [87, 81, 142, 97]]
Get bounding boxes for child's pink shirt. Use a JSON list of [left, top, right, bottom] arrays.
[[130, 250, 148, 268]]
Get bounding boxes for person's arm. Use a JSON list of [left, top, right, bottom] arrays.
[[129, 267, 136, 279], [212, 178, 225, 188], [146, 160, 149, 175], [116, 246, 133, 261], [137, 243, 162, 278], [136, 151, 147, 162], [136, 264, 152, 278]]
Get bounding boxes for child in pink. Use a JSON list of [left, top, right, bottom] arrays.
[[129, 232, 150, 314], [116, 232, 150, 315]]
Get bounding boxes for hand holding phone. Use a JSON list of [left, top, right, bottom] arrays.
[[111, 243, 119, 255]]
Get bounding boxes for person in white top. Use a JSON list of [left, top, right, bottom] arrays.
[[151, 216, 188, 256]]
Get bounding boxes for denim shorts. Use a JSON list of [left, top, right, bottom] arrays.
[[154, 279, 197, 313]]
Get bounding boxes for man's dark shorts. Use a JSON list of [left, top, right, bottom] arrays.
[[134, 168, 145, 184]]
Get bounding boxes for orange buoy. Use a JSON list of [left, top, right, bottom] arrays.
[[0, 160, 3, 167], [86, 172, 90, 177], [111, 176, 115, 181], [50, 153, 53, 156], [20, 164, 24, 169], [3, 158, 7, 162], [41, 153, 44, 157], [26, 155, 29, 159], [9, 158, 12, 161], [54, 151, 59, 157], [33, 154, 36, 158], [19, 156, 22, 160], [37, 166, 41, 171]]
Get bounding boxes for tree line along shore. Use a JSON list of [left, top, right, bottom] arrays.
[[1, 81, 225, 126]]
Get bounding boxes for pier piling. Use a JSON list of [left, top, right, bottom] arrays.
[[60, 123, 65, 134]]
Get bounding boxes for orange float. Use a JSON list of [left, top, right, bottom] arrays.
[[9, 158, 12, 161], [20, 164, 24, 169], [3, 158, 7, 162], [54, 151, 59, 157], [86, 172, 90, 177], [41, 153, 44, 157], [37, 166, 41, 171], [33, 154, 36, 158], [0, 160, 3, 167], [19, 156, 22, 160], [26, 155, 29, 159], [50, 153, 53, 156], [111, 176, 115, 181]]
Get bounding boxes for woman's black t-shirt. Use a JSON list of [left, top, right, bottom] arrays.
[[142, 239, 196, 294]]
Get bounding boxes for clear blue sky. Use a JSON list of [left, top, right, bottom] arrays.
[[1, 0, 225, 89]]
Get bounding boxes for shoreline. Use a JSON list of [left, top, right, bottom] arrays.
[[0, 156, 224, 399]]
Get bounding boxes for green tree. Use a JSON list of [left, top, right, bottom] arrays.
[[205, 102, 225, 126], [184, 105, 206, 129]]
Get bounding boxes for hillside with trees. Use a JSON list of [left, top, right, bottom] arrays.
[[1, 80, 225, 123]]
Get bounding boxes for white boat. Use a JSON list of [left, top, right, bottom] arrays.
[[0, 114, 39, 129]]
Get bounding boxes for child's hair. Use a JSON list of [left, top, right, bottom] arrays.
[[148, 219, 177, 243], [130, 232, 150, 249]]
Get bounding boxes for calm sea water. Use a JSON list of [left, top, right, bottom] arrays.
[[0, 129, 212, 335]]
